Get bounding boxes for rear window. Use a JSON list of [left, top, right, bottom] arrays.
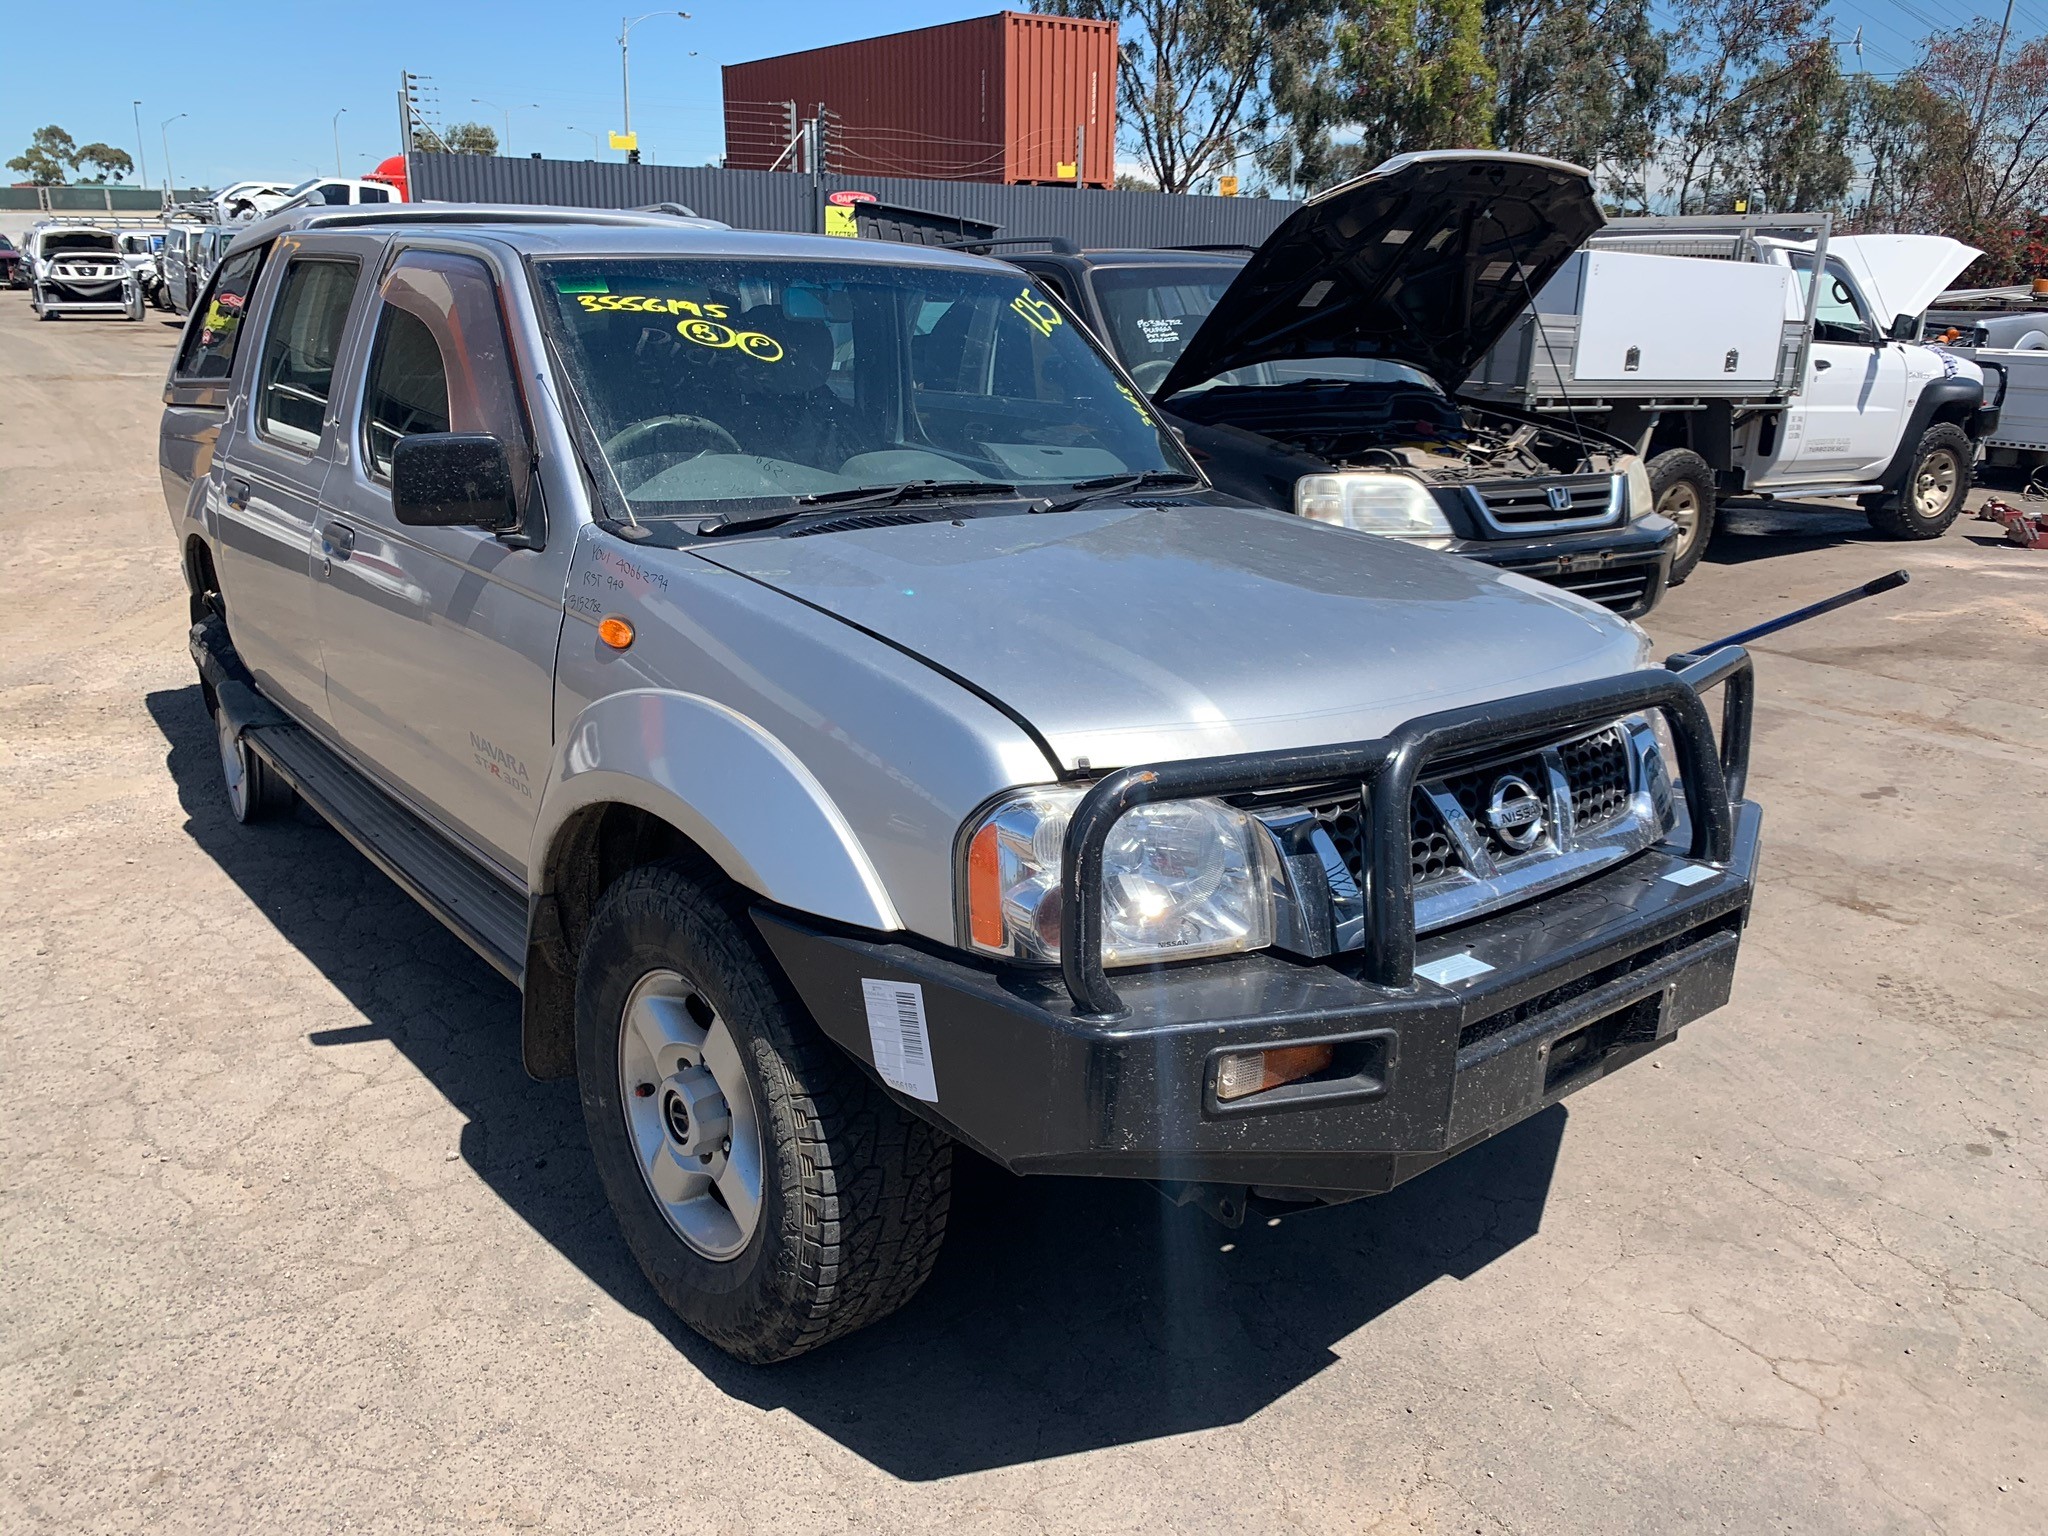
[[256, 257, 363, 448]]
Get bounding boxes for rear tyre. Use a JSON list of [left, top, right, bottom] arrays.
[[1650, 448, 1718, 585], [1867, 423, 1971, 540], [575, 862, 951, 1363], [212, 705, 293, 824]]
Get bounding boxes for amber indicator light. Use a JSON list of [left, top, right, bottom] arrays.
[[598, 616, 635, 650]]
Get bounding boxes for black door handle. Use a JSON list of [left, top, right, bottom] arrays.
[[226, 478, 250, 510], [1813, 359, 1832, 371], [321, 522, 357, 562]]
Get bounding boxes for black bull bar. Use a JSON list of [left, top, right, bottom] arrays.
[[1058, 646, 1755, 1019]]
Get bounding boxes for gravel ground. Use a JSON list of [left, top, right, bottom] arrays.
[[1, 296, 2043, 1534]]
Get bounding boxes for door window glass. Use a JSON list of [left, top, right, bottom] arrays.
[[362, 309, 452, 476], [1790, 254, 1873, 344], [174, 242, 269, 380], [357, 251, 532, 499], [257, 257, 362, 449]]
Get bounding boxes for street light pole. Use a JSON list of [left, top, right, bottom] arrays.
[[332, 107, 348, 175], [471, 98, 540, 156], [619, 10, 690, 144], [567, 126, 608, 156], [132, 100, 149, 193], [160, 112, 187, 198]]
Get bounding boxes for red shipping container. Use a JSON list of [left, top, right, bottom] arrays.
[[722, 11, 1117, 187]]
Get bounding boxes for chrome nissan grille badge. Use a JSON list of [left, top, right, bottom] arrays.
[[1485, 774, 1546, 852]]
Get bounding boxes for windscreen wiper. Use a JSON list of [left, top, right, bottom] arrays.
[[1034, 470, 1206, 515], [695, 479, 1019, 537]]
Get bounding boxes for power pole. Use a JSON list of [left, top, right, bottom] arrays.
[[132, 100, 148, 193], [1973, 0, 2015, 146]]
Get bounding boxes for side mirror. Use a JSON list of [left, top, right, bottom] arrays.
[[391, 433, 518, 530], [1889, 313, 1919, 342]]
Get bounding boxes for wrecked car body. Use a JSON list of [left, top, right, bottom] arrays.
[[26, 222, 144, 321]]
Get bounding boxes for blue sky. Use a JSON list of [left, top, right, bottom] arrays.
[[3, 0, 2043, 192]]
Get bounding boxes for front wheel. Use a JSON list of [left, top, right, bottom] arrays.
[[1867, 423, 1972, 539], [1649, 448, 1718, 585], [576, 863, 951, 1363]]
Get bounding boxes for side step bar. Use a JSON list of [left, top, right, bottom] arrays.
[[192, 614, 528, 984], [244, 723, 529, 984], [245, 723, 530, 982]]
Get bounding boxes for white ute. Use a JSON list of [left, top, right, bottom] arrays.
[[1468, 217, 1994, 576]]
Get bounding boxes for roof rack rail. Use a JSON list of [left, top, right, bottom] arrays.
[[1163, 242, 1261, 255], [288, 203, 717, 231]]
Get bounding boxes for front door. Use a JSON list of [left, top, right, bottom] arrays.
[[313, 248, 566, 878], [210, 244, 366, 725], [1777, 255, 1909, 482]]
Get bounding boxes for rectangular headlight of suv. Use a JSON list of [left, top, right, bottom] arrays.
[[961, 790, 1277, 967], [1295, 472, 1453, 543]]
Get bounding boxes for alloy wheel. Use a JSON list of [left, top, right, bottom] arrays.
[[616, 968, 765, 1261], [1912, 449, 1958, 517]]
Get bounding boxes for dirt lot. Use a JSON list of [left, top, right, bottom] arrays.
[[1, 296, 2043, 1535]]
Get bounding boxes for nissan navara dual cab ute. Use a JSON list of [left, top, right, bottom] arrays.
[[998, 152, 1679, 617], [163, 203, 1762, 1363]]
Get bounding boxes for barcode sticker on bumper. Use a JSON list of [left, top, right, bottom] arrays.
[[861, 979, 938, 1102]]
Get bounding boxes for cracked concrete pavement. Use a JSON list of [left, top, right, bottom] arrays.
[[0, 295, 2042, 1534]]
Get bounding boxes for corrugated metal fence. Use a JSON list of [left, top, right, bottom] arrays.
[[410, 153, 1301, 249]]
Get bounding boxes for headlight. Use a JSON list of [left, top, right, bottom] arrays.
[[1294, 472, 1453, 544], [961, 790, 1276, 967], [1621, 455, 1654, 520]]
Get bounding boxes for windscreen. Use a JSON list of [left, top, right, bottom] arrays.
[[535, 256, 1189, 516], [1090, 264, 1440, 395]]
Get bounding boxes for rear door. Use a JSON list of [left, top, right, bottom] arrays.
[[314, 246, 565, 876], [162, 237, 268, 529], [209, 239, 373, 725]]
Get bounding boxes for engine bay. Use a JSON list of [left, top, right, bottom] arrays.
[[1168, 379, 1625, 481]]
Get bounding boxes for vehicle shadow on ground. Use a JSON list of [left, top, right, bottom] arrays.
[[147, 681, 1566, 1479], [1704, 497, 1894, 567]]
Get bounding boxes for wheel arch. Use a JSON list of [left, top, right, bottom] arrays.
[[520, 689, 905, 1079]]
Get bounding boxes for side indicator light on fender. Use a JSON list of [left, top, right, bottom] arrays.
[[598, 615, 635, 650]]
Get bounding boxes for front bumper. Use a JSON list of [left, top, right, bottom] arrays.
[[1455, 517, 1677, 618], [36, 273, 137, 315], [757, 800, 1758, 1196]]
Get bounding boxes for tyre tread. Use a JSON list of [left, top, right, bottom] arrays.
[[578, 864, 950, 1363]]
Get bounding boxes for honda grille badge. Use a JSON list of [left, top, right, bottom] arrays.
[[1485, 774, 1546, 853], [1545, 484, 1573, 512]]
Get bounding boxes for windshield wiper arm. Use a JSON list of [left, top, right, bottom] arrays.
[[695, 480, 1019, 537], [1035, 470, 1205, 514]]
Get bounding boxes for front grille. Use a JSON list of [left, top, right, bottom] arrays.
[[1254, 716, 1669, 951], [1467, 474, 1621, 533], [1560, 726, 1631, 830]]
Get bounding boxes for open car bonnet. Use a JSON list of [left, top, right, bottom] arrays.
[[1822, 235, 1983, 326], [1155, 151, 1605, 399]]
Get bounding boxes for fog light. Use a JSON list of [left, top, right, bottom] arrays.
[[1215, 1043, 1336, 1102]]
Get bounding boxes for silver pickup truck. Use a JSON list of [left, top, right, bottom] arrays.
[[161, 204, 1763, 1363]]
